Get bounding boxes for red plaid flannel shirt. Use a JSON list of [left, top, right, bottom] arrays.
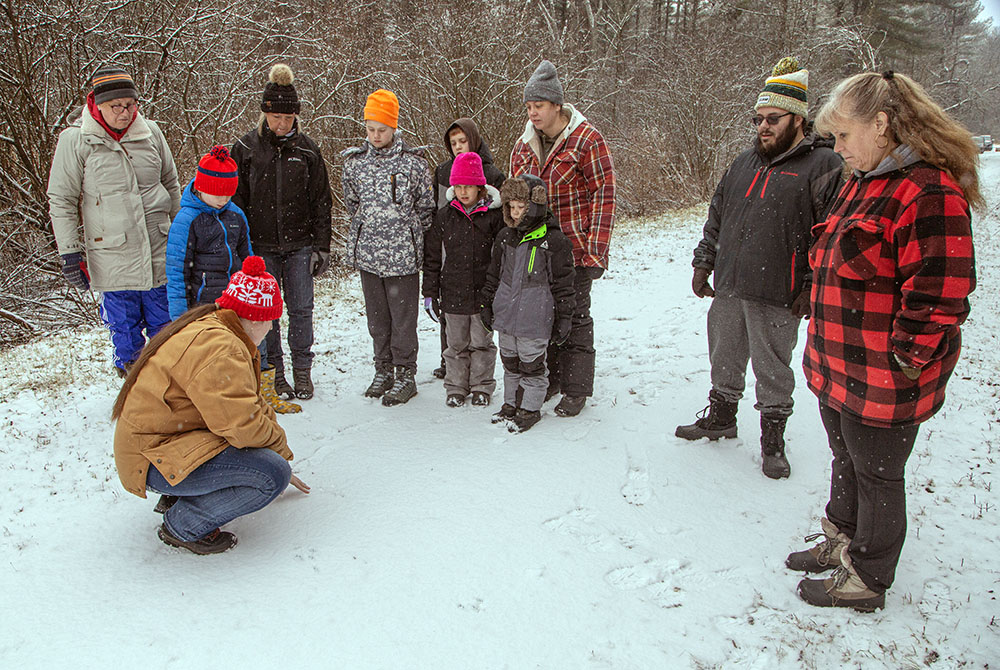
[[510, 108, 616, 268], [804, 163, 975, 427]]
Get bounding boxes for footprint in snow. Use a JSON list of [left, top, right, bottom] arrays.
[[917, 579, 956, 620], [605, 558, 689, 608], [621, 457, 652, 506]]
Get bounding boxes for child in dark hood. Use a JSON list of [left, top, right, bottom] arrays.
[[479, 175, 576, 433], [423, 152, 504, 407]]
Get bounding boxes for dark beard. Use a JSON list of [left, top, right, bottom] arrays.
[[755, 123, 799, 160]]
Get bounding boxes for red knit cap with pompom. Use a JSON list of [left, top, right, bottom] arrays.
[[194, 144, 239, 197], [216, 255, 283, 321]]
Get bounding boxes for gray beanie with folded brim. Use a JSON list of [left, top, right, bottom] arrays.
[[523, 60, 564, 105]]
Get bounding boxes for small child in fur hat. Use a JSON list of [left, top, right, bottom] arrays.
[[479, 175, 576, 433], [165, 145, 252, 321], [422, 152, 505, 408]]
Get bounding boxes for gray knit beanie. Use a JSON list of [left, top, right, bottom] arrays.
[[523, 60, 564, 105]]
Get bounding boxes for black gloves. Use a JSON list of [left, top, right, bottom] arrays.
[[692, 267, 714, 298], [311, 250, 331, 277], [61, 253, 89, 290], [585, 266, 604, 280], [790, 289, 811, 319], [480, 305, 493, 332], [552, 318, 572, 345]]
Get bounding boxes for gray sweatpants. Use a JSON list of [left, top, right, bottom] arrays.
[[443, 313, 497, 396], [708, 295, 799, 418], [498, 332, 549, 411], [360, 270, 419, 371]]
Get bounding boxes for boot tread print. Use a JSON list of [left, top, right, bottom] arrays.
[[261, 369, 302, 414]]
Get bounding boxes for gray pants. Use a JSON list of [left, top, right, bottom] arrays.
[[444, 313, 497, 396], [360, 270, 419, 371], [498, 332, 549, 411], [708, 295, 799, 418]]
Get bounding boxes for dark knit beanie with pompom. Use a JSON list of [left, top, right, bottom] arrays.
[[261, 63, 300, 114]]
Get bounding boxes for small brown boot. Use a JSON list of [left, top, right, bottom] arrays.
[[797, 547, 885, 612], [157, 523, 237, 555], [786, 517, 849, 573], [293, 368, 314, 400]]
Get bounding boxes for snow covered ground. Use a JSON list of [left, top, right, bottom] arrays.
[[3, 157, 999, 669]]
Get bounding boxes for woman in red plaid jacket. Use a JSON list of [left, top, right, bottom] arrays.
[[789, 72, 980, 612]]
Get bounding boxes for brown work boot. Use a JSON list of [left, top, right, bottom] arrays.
[[153, 495, 178, 515], [797, 547, 885, 612], [293, 368, 314, 400], [273, 368, 294, 398], [786, 517, 849, 573], [157, 523, 237, 555]]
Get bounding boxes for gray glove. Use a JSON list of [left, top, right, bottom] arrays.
[[311, 250, 331, 277]]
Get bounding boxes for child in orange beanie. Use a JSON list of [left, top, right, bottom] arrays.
[[342, 89, 435, 406]]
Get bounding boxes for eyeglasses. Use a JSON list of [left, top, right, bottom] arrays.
[[109, 102, 138, 114], [751, 112, 792, 126]]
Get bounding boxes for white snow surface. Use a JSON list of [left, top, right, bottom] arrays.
[[3, 157, 1000, 669]]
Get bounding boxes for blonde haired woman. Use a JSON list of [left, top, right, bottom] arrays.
[[789, 71, 978, 610]]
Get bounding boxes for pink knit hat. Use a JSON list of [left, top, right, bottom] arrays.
[[216, 256, 283, 321], [449, 152, 486, 186]]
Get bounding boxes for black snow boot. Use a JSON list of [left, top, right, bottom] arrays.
[[491, 403, 517, 424], [273, 368, 294, 399], [675, 390, 738, 440], [760, 414, 791, 479], [364, 366, 395, 398], [382, 366, 417, 406], [293, 368, 313, 400], [508, 408, 541, 433]]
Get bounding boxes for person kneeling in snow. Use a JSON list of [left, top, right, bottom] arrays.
[[111, 257, 309, 555]]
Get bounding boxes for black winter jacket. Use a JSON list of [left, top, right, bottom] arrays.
[[480, 210, 576, 340], [231, 121, 333, 254], [693, 133, 843, 307], [423, 185, 505, 314]]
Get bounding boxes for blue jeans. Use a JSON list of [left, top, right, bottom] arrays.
[[146, 446, 291, 541], [261, 247, 314, 372], [98, 286, 170, 369]]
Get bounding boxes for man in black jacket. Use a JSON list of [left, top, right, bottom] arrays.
[[231, 63, 332, 401], [676, 58, 843, 480]]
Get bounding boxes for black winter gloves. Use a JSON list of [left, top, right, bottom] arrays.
[[311, 250, 331, 277], [552, 318, 572, 345], [790, 289, 811, 319], [61, 253, 89, 290], [692, 267, 714, 298], [585, 266, 604, 280], [480, 305, 493, 332]]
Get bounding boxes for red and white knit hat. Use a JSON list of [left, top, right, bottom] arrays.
[[216, 256, 283, 321], [194, 145, 239, 197]]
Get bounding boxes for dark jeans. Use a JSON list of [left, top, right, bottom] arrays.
[[360, 270, 419, 371], [261, 247, 314, 372], [147, 446, 291, 541], [547, 269, 594, 397], [819, 403, 919, 593]]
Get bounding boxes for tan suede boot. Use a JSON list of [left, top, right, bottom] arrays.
[[786, 517, 850, 573], [797, 546, 886, 612]]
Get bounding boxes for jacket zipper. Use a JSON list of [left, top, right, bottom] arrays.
[[275, 146, 284, 247], [744, 167, 764, 198], [218, 212, 234, 274], [760, 168, 774, 198], [528, 247, 537, 274]]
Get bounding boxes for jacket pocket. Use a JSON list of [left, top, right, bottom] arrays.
[[830, 217, 887, 281], [548, 151, 581, 186]]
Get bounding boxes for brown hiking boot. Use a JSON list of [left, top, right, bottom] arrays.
[[797, 548, 885, 612], [364, 366, 395, 398], [273, 368, 295, 398], [786, 517, 849, 573], [261, 369, 302, 414], [153, 495, 178, 515], [157, 523, 237, 555], [675, 390, 738, 440], [293, 368, 314, 400], [382, 366, 417, 406]]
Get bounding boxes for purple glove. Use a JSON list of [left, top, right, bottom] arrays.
[[423, 297, 440, 323]]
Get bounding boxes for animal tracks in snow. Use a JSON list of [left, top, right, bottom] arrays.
[[621, 454, 653, 506], [605, 558, 690, 609], [543, 507, 639, 553]]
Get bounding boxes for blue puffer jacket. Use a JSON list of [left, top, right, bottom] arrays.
[[165, 181, 252, 320]]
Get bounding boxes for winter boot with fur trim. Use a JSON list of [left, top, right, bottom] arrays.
[[760, 414, 791, 479], [382, 366, 417, 406], [797, 547, 885, 612], [293, 368, 313, 400], [157, 523, 237, 555], [364, 366, 395, 398], [786, 517, 849, 573], [261, 369, 302, 414], [675, 390, 738, 440]]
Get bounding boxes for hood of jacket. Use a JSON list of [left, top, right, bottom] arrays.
[[180, 179, 240, 215], [755, 130, 829, 167], [444, 118, 483, 158], [77, 102, 153, 144], [515, 207, 558, 235], [444, 184, 502, 211], [856, 143, 922, 179], [517, 103, 587, 148]]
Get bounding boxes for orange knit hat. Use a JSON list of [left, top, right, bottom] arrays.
[[364, 89, 399, 129]]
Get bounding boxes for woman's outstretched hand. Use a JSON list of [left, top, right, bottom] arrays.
[[289, 474, 311, 494]]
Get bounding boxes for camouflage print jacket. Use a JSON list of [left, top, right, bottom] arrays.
[[343, 135, 435, 277]]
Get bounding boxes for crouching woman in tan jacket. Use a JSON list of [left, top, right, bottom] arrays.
[[112, 256, 309, 554]]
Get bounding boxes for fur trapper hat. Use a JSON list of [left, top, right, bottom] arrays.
[[500, 174, 548, 227]]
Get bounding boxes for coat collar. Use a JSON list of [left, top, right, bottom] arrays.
[[518, 104, 587, 164], [79, 103, 152, 144]]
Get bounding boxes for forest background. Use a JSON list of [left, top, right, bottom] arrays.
[[1, 0, 997, 344]]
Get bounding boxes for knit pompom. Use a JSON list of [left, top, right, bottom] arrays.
[[771, 57, 800, 78], [242, 255, 267, 276], [269, 63, 294, 86], [209, 145, 230, 161]]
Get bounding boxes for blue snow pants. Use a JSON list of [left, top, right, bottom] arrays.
[[98, 286, 170, 370]]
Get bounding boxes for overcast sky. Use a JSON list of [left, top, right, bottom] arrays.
[[982, 0, 1000, 26]]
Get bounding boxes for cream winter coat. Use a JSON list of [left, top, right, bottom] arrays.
[[47, 104, 180, 292]]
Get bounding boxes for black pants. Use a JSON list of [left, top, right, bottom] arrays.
[[820, 403, 919, 593], [360, 270, 419, 371], [547, 269, 594, 397]]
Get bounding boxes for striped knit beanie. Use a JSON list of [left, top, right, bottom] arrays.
[[194, 146, 239, 196], [755, 57, 808, 119], [90, 65, 139, 104]]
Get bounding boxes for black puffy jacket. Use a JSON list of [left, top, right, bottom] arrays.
[[231, 121, 332, 253]]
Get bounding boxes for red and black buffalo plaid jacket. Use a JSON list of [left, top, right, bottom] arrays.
[[509, 105, 616, 269], [804, 153, 975, 427]]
